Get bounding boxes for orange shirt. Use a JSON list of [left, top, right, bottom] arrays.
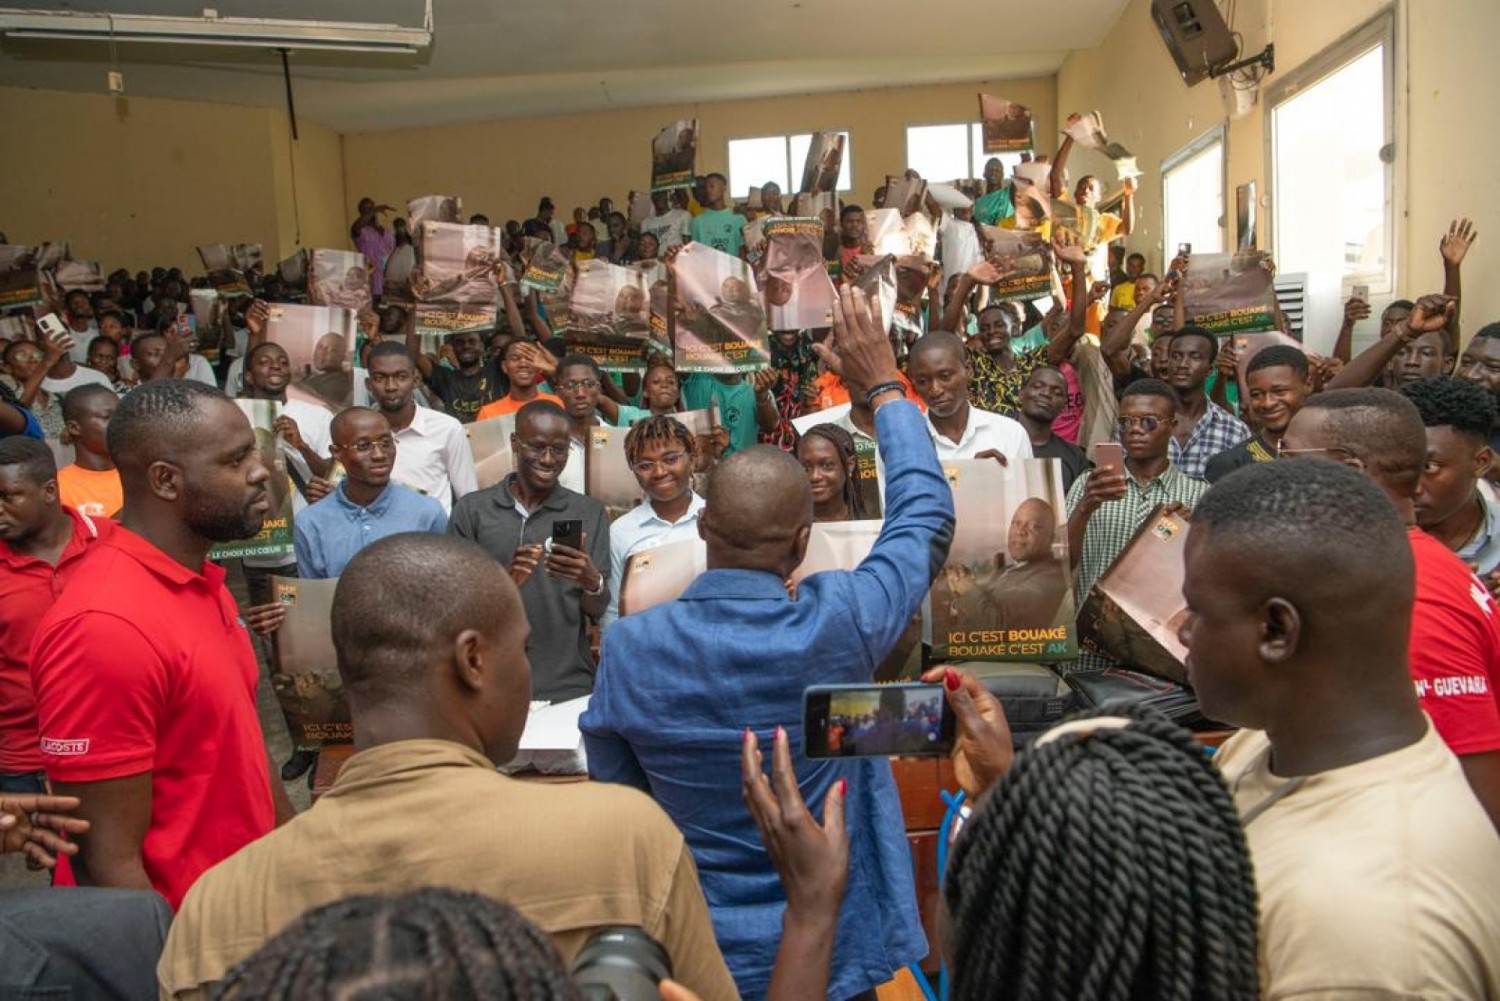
[[811, 371, 925, 414], [475, 391, 565, 422], [56, 464, 123, 519]]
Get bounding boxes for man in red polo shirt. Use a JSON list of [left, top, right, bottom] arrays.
[[0, 437, 114, 795], [30, 379, 292, 909]]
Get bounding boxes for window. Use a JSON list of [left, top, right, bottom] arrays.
[[726, 131, 852, 199], [1162, 127, 1225, 258], [904, 123, 1023, 182], [1267, 16, 1393, 290]]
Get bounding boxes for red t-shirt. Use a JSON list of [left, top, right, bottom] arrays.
[[30, 526, 276, 909], [0, 509, 111, 773], [1408, 527, 1500, 755]]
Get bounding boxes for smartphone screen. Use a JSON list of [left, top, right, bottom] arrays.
[[1177, 242, 1192, 256], [1091, 441, 1125, 479], [551, 518, 583, 552], [803, 684, 955, 759]]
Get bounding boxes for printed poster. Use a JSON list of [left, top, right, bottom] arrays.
[[1180, 251, 1278, 335], [309, 248, 373, 314], [799, 131, 846, 194], [467, 412, 517, 490], [269, 575, 352, 746], [414, 221, 502, 353], [763, 217, 837, 331], [585, 424, 646, 522], [209, 400, 295, 561], [0, 245, 42, 310], [619, 536, 707, 617], [651, 119, 699, 193], [196, 243, 255, 299], [569, 258, 653, 372], [979, 227, 1053, 301], [264, 303, 357, 410], [979, 94, 1035, 153], [673, 242, 771, 374], [1076, 507, 1192, 683], [1232, 329, 1305, 391]]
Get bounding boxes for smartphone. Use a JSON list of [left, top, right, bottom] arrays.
[[1351, 284, 1370, 303], [1091, 441, 1125, 479], [1177, 242, 1192, 257], [803, 684, 955, 759], [36, 312, 66, 340], [550, 519, 583, 553]]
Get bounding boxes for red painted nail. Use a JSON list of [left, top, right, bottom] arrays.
[[839, 778, 848, 797], [944, 667, 961, 692], [776, 725, 786, 740]]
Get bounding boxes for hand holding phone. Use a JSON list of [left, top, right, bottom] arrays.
[[1090, 441, 1125, 479], [803, 684, 955, 759]]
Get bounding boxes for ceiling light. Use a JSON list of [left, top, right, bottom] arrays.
[[0, 7, 431, 55]]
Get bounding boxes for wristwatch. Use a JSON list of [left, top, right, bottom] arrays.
[[583, 570, 605, 596]]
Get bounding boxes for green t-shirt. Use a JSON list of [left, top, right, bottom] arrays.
[[682, 373, 758, 454], [689, 209, 745, 257], [974, 187, 1014, 227]]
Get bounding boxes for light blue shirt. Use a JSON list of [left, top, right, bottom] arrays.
[[294, 481, 448, 579], [1457, 483, 1500, 576], [601, 493, 706, 631], [689, 209, 745, 256]]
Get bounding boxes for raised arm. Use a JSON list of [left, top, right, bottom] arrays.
[[1332, 295, 1371, 364], [1117, 177, 1136, 237], [1049, 114, 1080, 201], [1049, 231, 1090, 365], [1326, 293, 1454, 390], [1440, 218, 1476, 343]]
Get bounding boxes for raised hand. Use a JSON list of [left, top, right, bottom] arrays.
[[1404, 294, 1457, 337], [1343, 296, 1373, 325], [968, 258, 1015, 286], [918, 667, 1015, 797], [811, 287, 903, 402], [742, 726, 849, 916], [1052, 229, 1086, 268], [1440, 218, 1477, 267]]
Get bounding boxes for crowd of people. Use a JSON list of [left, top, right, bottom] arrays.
[[1, 104, 1499, 1001]]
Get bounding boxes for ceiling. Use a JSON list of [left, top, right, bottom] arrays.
[[0, 0, 1131, 132]]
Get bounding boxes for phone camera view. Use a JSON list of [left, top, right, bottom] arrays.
[[811, 686, 949, 758]]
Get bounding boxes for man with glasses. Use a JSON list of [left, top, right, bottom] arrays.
[[449, 399, 609, 701], [1066, 378, 1208, 671], [553, 354, 607, 495]]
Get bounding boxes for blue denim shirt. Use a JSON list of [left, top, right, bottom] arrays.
[[581, 399, 954, 1001], [293, 482, 448, 579]]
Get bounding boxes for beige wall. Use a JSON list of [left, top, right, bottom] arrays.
[[1056, 0, 1500, 350], [340, 77, 1057, 224], [0, 85, 347, 272]]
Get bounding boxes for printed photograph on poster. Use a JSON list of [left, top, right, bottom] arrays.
[[50, 259, 103, 293], [978, 228, 1053, 301], [882, 175, 928, 218], [978, 94, 1035, 153], [1008, 179, 1051, 231], [585, 425, 646, 521], [762, 218, 837, 331], [466, 412, 517, 490], [1076, 508, 1192, 683], [619, 536, 707, 617], [406, 194, 462, 229], [269, 575, 352, 746], [209, 399, 295, 561], [672, 243, 771, 373], [665, 404, 726, 494], [264, 303, 357, 410], [189, 288, 221, 363], [520, 238, 572, 295], [651, 119, 699, 193], [1062, 110, 1133, 161], [1180, 251, 1278, 335], [800, 131, 846, 194], [196, 243, 254, 299], [0, 245, 42, 309], [309, 248, 373, 314], [278, 249, 310, 299], [414, 221, 502, 352], [1232, 330, 1305, 391], [570, 258, 653, 372], [791, 191, 837, 228], [927, 458, 1077, 662]]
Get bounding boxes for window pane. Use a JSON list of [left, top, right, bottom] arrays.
[[728, 136, 790, 199], [906, 125, 969, 182], [969, 124, 1024, 183], [1164, 140, 1224, 257], [1272, 45, 1387, 283], [789, 131, 853, 192]]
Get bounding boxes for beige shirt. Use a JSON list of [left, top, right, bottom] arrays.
[[1217, 724, 1500, 999], [158, 740, 739, 1001]]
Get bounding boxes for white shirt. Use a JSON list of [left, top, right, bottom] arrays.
[[185, 353, 217, 388], [641, 210, 693, 251], [927, 405, 1034, 462], [41, 364, 112, 397], [391, 406, 478, 514], [601, 492, 706, 631], [559, 436, 586, 496], [65, 321, 99, 363]]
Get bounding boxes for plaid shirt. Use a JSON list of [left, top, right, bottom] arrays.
[[1168, 400, 1250, 480], [1065, 464, 1208, 672]]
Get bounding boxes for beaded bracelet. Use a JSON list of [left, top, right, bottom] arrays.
[[863, 381, 908, 407]]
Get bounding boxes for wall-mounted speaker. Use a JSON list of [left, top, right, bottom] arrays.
[[1151, 0, 1239, 86]]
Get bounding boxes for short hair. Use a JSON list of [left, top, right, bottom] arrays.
[[1245, 344, 1309, 379], [1399, 376, 1497, 443], [1138, 272, 1159, 283], [1300, 388, 1427, 491], [555, 353, 601, 380], [1120, 377, 1180, 412], [105, 378, 230, 470], [367, 340, 415, 367], [515, 399, 569, 431], [624, 414, 696, 464], [704, 172, 727, 184], [329, 406, 385, 444], [1473, 322, 1500, 343], [87, 335, 119, 355], [1126, 252, 1147, 264], [61, 383, 117, 423], [909, 331, 968, 366], [1170, 325, 1218, 364], [840, 204, 864, 219], [1386, 298, 1416, 314], [1023, 364, 1065, 386], [216, 887, 580, 1001], [3, 340, 37, 364], [245, 341, 286, 367], [0, 435, 57, 485]]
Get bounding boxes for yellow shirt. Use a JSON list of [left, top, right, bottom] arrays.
[[158, 740, 738, 1001], [56, 464, 122, 519], [1217, 724, 1500, 999]]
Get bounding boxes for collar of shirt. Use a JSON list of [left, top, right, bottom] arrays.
[[1125, 463, 1186, 494], [495, 474, 575, 516], [1458, 486, 1500, 566], [0, 508, 104, 572], [680, 567, 790, 603], [1181, 399, 1243, 447], [102, 524, 227, 590], [623, 492, 706, 531], [323, 738, 495, 799], [392, 406, 445, 440], [333, 481, 396, 519], [926, 406, 981, 451]]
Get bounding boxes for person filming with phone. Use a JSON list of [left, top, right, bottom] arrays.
[[448, 399, 609, 703]]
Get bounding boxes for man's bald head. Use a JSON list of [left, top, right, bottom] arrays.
[[1293, 388, 1427, 497], [1008, 497, 1057, 563], [701, 446, 813, 576], [330, 406, 388, 446]]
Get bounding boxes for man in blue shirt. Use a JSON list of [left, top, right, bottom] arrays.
[[294, 407, 447, 578], [582, 288, 954, 1001]]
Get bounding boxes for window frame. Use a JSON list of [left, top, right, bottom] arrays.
[[1161, 123, 1228, 259], [902, 121, 1026, 183], [724, 129, 853, 199], [1263, 12, 1397, 294]]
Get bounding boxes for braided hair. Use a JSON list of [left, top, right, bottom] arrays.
[[798, 422, 866, 520], [624, 413, 697, 465], [214, 887, 583, 1001], [944, 703, 1260, 1001]]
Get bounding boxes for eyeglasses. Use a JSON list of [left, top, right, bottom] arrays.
[[341, 436, 396, 455], [630, 451, 687, 474], [518, 441, 570, 460], [1117, 415, 1163, 432], [560, 379, 600, 392], [1277, 444, 1358, 460]]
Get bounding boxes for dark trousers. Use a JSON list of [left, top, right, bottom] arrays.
[[0, 770, 47, 794]]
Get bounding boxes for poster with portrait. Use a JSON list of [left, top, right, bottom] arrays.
[[467, 413, 517, 490], [979, 94, 1035, 153], [791, 191, 837, 227], [1181, 251, 1278, 335], [585, 424, 646, 522], [799, 131, 846, 194], [414, 221, 502, 354], [927, 458, 1077, 662], [979, 227, 1053, 302], [264, 303, 357, 410], [882, 175, 928, 218], [196, 243, 254, 299], [569, 258, 653, 372], [269, 575, 352, 746], [189, 288, 221, 363], [278, 249, 310, 299], [0, 244, 42, 310], [1076, 507, 1191, 684], [309, 248, 373, 314], [672, 242, 771, 373], [208, 400, 295, 561], [619, 536, 707, 617], [49, 259, 103, 294], [651, 119, 699, 193], [762, 218, 837, 331], [406, 194, 463, 230]]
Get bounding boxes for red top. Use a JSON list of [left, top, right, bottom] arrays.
[[30, 525, 276, 909], [0, 509, 111, 773], [1408, 527, 1500, 755]]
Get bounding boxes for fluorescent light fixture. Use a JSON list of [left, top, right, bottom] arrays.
[[0, 7, 431, 54]]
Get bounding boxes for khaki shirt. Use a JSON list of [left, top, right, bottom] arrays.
[[1218, 724, 1500, 999], [158, 739, 739, 1000]]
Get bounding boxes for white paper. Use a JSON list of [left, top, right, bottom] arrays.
[[518, 695, 592, 751]]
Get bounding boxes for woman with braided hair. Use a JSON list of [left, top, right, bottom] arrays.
[[216, 887, 583, 1000], [943, 699, 1260, 1001], [796, 422, 867, 523]]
